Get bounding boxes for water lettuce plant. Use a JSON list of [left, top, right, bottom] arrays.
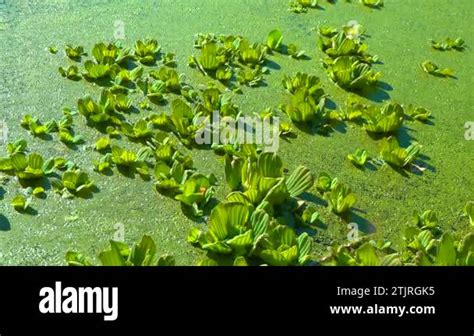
[[413, 210, 438, 230], [238, 39, 267, 67], [110, 145, 149, 176], [188, 202, 313, 266], [267, 29, 283, 51], [236, 67, 266, 87], [380, 137, 422, 169], [121, 119, 153, 140], [322, 221, 474, 266], [11, 194, 30, 212], [77, 91, 115, 124], [224, 151, 314, 207], [149, 67, 184, 93], [362, 103, 404, 134], [403, 226, 474, 266], [7, 153, 54, 180], [315, 172, 338, 195], [287, 43, 306, 59], [52, 170, 94, 196], [318, 22, 381, 91], [288, 0, 318, 13], [134, 38, 161, 64], [324, 182, 357, 215], [430, 37, 465, 51], [360, 0, 384, 8], [21, 115, 57, 137], [407, 105, 432, 122], [323, 56, 382, 91], [281, 73, 328, 125], [347, 148, 368, 167], [59, 65, 81, 81], [65, 44, 85, 60], [318, 22, 377, 64], [6, 139, 28, 155], [421, 61, 455, 78], [322, 241, 401, 266], [66, 235, 175, 266], [175, 174, 216, 217]]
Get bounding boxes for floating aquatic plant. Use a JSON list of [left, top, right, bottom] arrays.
[[188, 201, 313, 266], [59, 65, 81, 81], [380, 137, 422, 169], [407, 105, 432, 122], [287, 44, 306, 59], [65, 44, 85, 60], [324, 182, 357, 215], [52, 170, 94, 197], [11, 194, 30, 212], [323, 56, 382, 91], [347, 148, 369, 167], [5, 153, 55, 180], [134, 38, 161, 64], [421, 61, 455, 78], [362, 103, 404, 134], [175, 174, 216, 217], [288, 0, 318, 13], [430, 37, 466, 51], [360, 0, 384, 8], [266, 29, 284, 51], [21, 115, 57, 137], [66, 235, 175, 266]]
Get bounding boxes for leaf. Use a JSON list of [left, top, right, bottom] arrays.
[[65, 251, 92, 266], [95, 137, 111, 151], [356, 243, 380, 266], [129, 235, 156, 266], [11, 195, 29, 212], [257, 152, 283, 178], [347, 148, 368, 167], [297, 233, 312, 264], [436, 233, 457, 266], [99, 241, 127, 266], [324, 183, 357, 215], [285, 165, 314, 197], [233, 256, 248, 266], [199, 43, 221, 71], [267, 29, 283, 51], [464, 201, 474, 227]]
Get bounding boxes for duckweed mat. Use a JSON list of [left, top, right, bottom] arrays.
[[0, 0, 472, 265]]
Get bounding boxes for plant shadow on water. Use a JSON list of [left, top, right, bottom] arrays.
[[76, 185, 100, 200], [0, 214, 11, 231], [180, 197, 219, 224], [276, 45, 312, 61], [300, 192, 327, 207], [85, 77, 114, 88], [265, 59, 281, 71], [360, 81, 393, 103], [116, 166, 151, 181], [346, 210, 376, 234]]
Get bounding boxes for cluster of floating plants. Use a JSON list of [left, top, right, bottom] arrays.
[[318, 22, 381, 92], [0, 1, 471, 266], [322, 210, 473, 266], [288, 0, 383, 14], [188, 30, 306, 91], [421, 36, 466, 78]]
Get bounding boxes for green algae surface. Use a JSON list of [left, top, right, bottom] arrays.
[[0, 0, 473, 265]]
